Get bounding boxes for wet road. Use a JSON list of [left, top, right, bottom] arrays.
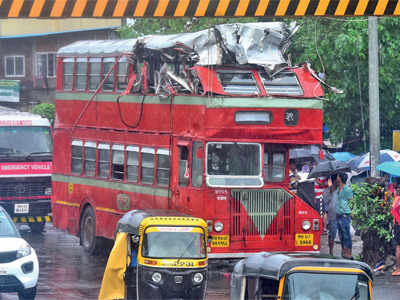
[[0, 224, 399, 299]]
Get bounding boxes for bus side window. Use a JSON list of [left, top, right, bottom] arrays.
[[71, 140, 83, 174], [63, 58, 74, 90], [127, 146, 139, 182], [89, 58, 101, 91], [141, 147, 155, 185], [103, 58, 115, 91], [178, 146, 189, 186], [117, 58, 128, 91], [76, 58, 87, 91], [84, 141, 96, 177], [98, 143, 110, 178], [191, 142, 203, 187], [112, 144, 125, 180], [156, 149, 170, 187]]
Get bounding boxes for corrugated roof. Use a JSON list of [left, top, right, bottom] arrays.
[[58, 39, 137, 56], [0, 26, 119, 39]]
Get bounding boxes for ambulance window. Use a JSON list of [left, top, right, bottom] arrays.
[[112, 145, 125, 180], [156, 149, 170, 187], [191, 142, 203, 187], [71, 140, 83, 174], [98, 143, 110, 178], [127, 146, 139, 182], [178, 146, 189, 186], [141, 148, 155, 184], [84, 141, 96, 177]]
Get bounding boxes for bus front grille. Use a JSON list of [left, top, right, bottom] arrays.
[[231, 189, 293, 239]]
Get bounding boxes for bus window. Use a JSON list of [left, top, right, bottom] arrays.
[[141, 147, 155, 185], [127, 146, 139, 182], [89, 58, 101, 91], [117, 58, 128, 91], [217, 70, 259, 95], [112, 144, 125, 180], [191, 142, 203, 187], [156, 149, 170, 187], [103, 58, 115, 91], [98, 143, 110, 178], [259, 71, 303, 96], [76, 58, 87, 91], [178, 146, 189, 186], [63, 58, 74, 90], [71, 140, 83, 175], [264, 150, 285, 182], [84, 141, 96, 177]]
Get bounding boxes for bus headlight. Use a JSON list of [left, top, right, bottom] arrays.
[[152, 272, 162, 283], [214, 222, 223, 232], [302, 220, 311, 231], [193, 272, 204, 284]]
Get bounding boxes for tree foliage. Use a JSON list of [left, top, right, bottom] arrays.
[[32, 103, 55, 125], [350, 183, 394, 265], [290, 17, 400, 151]]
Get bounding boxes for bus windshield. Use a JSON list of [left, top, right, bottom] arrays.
[[206, 142, 262, 187], [283, 272, 370, 300], [0, 126, 52, 157], [141, 226, 206, 259]]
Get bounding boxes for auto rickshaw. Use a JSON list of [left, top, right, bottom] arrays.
[[230, 252, 373, 300], [99, 209, 208, 300]]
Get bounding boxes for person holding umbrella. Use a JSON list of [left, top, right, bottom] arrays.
[[336, 173, 353, 259], [323, 174, 338, 256]]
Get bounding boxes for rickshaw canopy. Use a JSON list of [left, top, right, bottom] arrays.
[[232, 252, 373, 281]]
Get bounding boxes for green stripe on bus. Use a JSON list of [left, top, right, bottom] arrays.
[[52, 174, 170, 198], [56, 92, 323, 109]]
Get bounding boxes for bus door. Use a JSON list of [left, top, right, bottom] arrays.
[[172, 140, 204, 214]]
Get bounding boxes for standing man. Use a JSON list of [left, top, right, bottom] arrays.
[[336, 173, 353, 259], [323, 174, 338, 256]]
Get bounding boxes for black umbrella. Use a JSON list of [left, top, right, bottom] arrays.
[[307, 160, 351, 179]]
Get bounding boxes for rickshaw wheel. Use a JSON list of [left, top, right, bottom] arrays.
[[80, 206, 99, 254]]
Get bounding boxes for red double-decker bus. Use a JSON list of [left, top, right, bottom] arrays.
[[52, 23, 324, 258]]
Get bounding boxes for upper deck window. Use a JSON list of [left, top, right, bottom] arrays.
[[117, 57, 129, 91], [206, 142, 262, 188], [217, 70, 258, 95], [63, 58, 74, 90], [89, 58, 101, 91], [103, 58, 115, 92], [76, 58, 87, 91], [259, 71, 303, 96]]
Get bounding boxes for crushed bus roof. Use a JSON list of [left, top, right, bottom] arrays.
[[58, 22, 297, 72]]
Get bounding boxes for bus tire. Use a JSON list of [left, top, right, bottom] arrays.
[[80, 206, 99, 254], [28, 222, 45, 234]]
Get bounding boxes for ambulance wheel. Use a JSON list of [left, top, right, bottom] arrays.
[[80, 206, 100, 254], [29, 222, 45, 233]]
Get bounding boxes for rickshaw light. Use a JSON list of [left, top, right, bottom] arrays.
[[152, 272, 162, 283], [302, 220, 311, 231], [214, 222, 224, 232], [193, 272, 204, 284]]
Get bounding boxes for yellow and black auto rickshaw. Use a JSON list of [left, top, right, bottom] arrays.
[[99, 209, 208, 300], [230, 252, 373, 300]]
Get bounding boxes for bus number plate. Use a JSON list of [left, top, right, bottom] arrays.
[[211, 235, 229, 248], [14, 204, 29, 214], [295, 234, 313, 246]]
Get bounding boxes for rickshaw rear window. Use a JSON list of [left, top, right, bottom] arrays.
[[141, 226, 206, 259], [282, 272, 370, 300]]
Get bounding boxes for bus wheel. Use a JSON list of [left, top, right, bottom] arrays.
[[28, 222, 45, 233], [80, 206, 99, 254]]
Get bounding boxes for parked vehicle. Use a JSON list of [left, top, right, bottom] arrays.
[[0, 206, 39, 300], [0, 106, 53, 233], [230, 252, 373, 300], [99, 209, 208, 300]]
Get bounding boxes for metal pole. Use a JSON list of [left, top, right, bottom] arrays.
[[368, 17, 380, 177]]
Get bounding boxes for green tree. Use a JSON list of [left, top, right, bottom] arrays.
[[290, 17, 400, 152], [32, 103, 55, 125]]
